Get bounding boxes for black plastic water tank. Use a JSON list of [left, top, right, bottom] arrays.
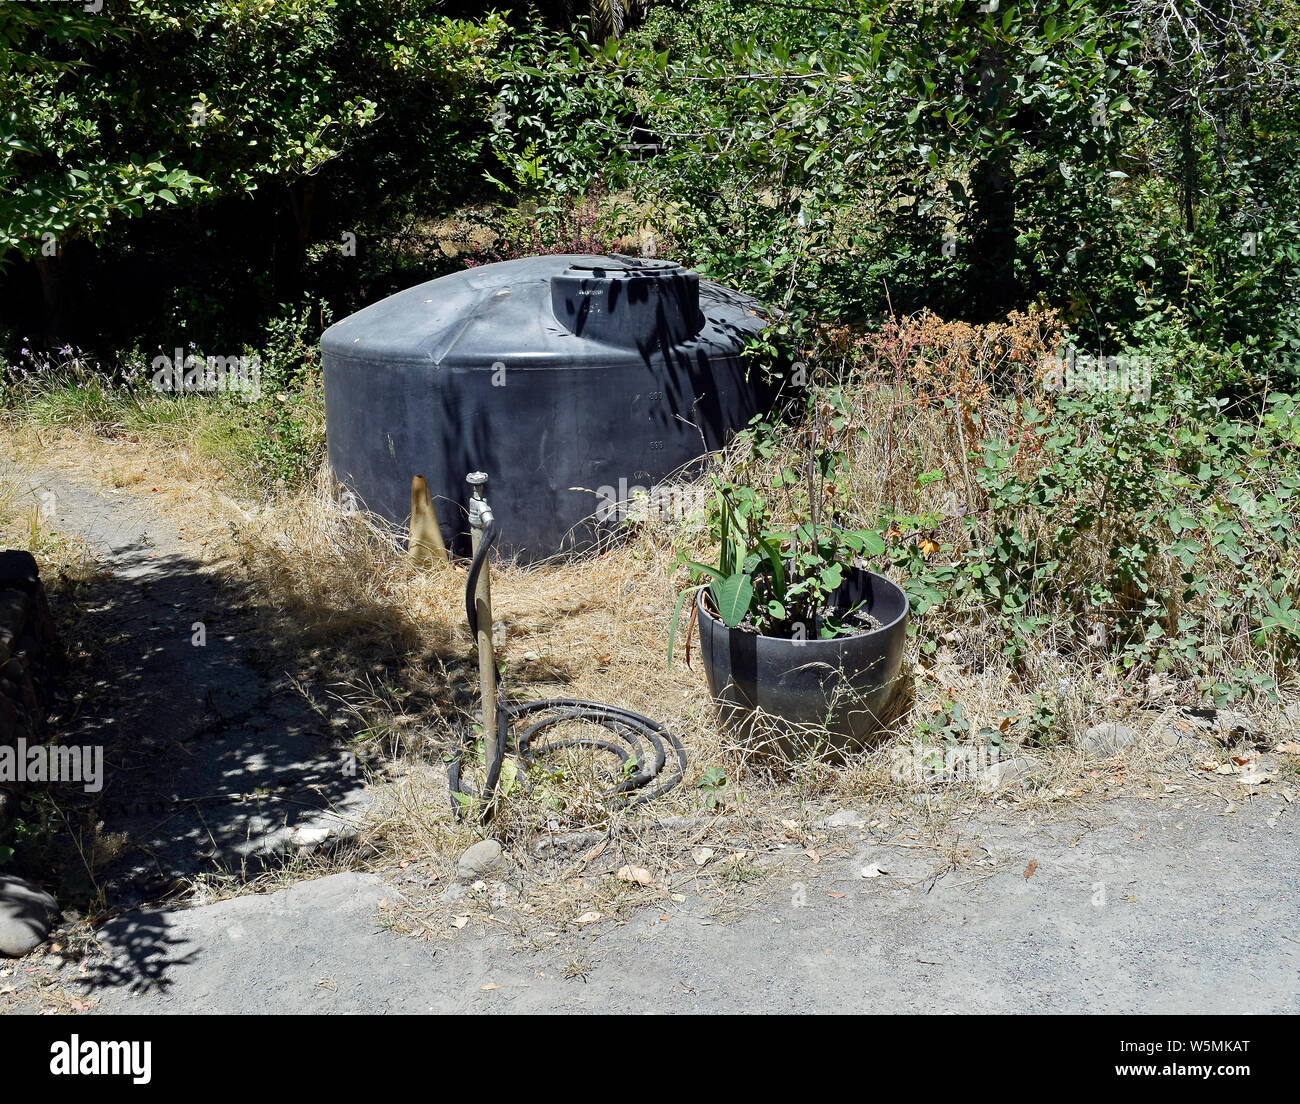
[[321, 254, 771, 561]]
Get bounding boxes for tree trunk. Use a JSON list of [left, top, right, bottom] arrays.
[[969, 45, 1018, 320], [33, 253, 70, 340]]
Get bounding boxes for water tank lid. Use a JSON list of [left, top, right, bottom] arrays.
[[563, 257, 682, 273], [321, 253, 765, 370]]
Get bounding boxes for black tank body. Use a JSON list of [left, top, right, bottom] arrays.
[[321, 253, 771, 561]]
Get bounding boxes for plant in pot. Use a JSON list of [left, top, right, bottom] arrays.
[[668, 398, 909, 756]]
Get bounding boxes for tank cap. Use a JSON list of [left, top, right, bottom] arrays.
[[550, 254, 703, 348], [564, 256, 683, 275]]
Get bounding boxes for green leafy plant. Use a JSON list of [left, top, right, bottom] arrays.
[[668, 389, 891, 663], [696, 766, 729, 810]]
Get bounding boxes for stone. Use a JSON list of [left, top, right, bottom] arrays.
[[824, 809, 865, 829], [1080, 722, 1139, 756], [0, 874, 58, 957], [981, 755, 1043, 791], [1215, 709, 1259, 742], [456, 839, 504, 881]]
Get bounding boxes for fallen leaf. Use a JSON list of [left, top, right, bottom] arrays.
[[578, 840, 609, 867], [828, 892, 846, 899], [452, 915, 469, 929], [617, 865, 652, 886], [575, 911, 603, 924], [1023, 859, 1038, 880], [692, 847, 714, 866], [480, 983, 501, 991], [804, 848, 821, 864], [1274, 741, 1300, 755]]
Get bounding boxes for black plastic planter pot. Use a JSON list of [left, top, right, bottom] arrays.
[[695, 569, 909, 756]]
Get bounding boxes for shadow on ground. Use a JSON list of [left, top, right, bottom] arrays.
[[1, 465, 467, 995]]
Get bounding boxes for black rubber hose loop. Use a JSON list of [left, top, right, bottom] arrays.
[[451, 533, 687, 821]]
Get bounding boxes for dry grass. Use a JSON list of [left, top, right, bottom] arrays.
[[4, 329, 1292, 935], [210, 463, 1243, 932]]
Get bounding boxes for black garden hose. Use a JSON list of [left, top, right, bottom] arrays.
[[450, 520, 687, 822]]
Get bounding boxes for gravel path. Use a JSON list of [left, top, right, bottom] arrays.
[[81, 792, 1298, 1014], [1, 462, 369, 909]]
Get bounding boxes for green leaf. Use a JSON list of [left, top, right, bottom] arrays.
[[860, 529, 887, 556], [713, 572, 755, 628], [697, 766, 727, 790]]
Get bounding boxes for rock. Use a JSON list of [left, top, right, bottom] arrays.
[[824, 809, 865, 829], [1216, 709, 1260, 743], [980, 755, 1042, 791], [0, 874, 58, 957], [1179, 707, 1264, 747], [1080, 722, 1139, 756], [456, 839, 504, 881], [295, 826, 332, 848], [0, 550, 40, 592]]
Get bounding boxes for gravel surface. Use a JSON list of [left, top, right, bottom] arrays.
[[78, 793, 1298, 1014]]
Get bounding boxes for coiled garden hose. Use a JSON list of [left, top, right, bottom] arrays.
[[449, 517, 687, 822]]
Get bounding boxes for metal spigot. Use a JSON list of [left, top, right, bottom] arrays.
[[467, 471, 494, 529], [466, 471, 498, 767]]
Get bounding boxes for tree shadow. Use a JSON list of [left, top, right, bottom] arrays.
[[78, 910, 196, 997], [35, 535, 432, 913]]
